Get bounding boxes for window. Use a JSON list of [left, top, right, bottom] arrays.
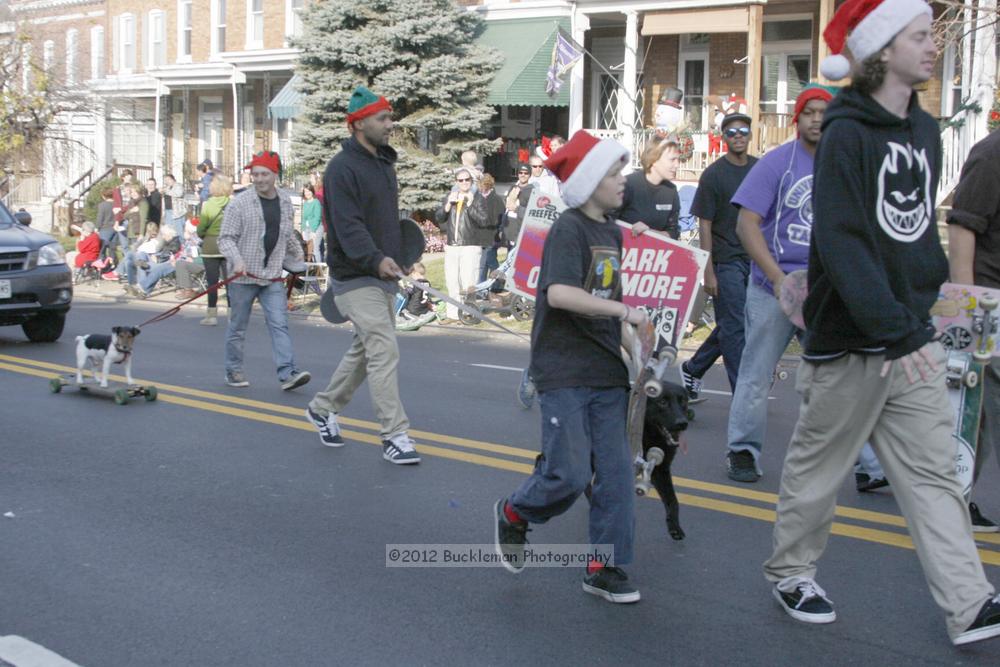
[[762, 19, 812, 43], [22, 43, 31, 91], [114, 14, 136, 72], [247, 0, 264, 48], [148, 10, 166, 68], [177, 0, 192, 61], [43, 40, 55, 72], [286, 0, 305, 41], [91, 26, 105, 79], [109, 100, 157, 165], [242, 104, 255, 168], [66, 30, 78, 85], [211, 0, 227, 57]]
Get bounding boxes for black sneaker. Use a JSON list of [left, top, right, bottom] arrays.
[[583, 566, 641, 604], [727, 450, 761, 483], [281, 370, 311, 391], [970, 503, 999, 533], [679, 362, 702, 401], [954, 594, 1000, 645], [856, 473, 890, 493], [305, 406, 344, 447], [773, 577, 836, 624], [225, 371, 249, 388], [516, 369, 536, 409], [493, 499, 529, 573], [382, 433, 421, 465]]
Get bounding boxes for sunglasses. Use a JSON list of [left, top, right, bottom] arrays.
[[456, 177, 472, 183], [724, 127, 751, 138]]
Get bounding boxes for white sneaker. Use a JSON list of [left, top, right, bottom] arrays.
[[382, 432, 421, 465]]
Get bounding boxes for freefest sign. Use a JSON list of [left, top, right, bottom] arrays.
[[509, 190, 709, 349]]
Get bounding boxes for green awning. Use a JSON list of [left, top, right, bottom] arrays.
[[268, 74, 302, 119], [476, 18, 571, 107]]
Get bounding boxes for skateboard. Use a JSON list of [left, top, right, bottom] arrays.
[[625, 319, 678, 496], [778, 269, 808, 330], [932, 283, 999, 500], [49, 374, 158, 406]]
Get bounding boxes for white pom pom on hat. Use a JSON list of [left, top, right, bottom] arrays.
[[820, 54, 851, 82], [821, 0, 932, 81]]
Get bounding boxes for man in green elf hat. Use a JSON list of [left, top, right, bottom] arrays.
[[304, 85, 421, 465]]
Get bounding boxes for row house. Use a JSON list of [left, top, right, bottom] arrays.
[[9, 0, 306, 219], [8, 0, 996, 225]]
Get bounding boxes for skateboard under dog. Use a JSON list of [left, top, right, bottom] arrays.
[[625, 319, 677, 496], [49, 374, 159, 406], [932, 283, 999, 500]]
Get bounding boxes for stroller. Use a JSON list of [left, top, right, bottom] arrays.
[[457, 250, 534, 326]]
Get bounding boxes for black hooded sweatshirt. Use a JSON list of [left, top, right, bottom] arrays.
[[802, 87, 947, 361], [323, 137, 402, 283]]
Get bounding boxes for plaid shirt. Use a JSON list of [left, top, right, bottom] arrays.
[[218, 188, 303, 286]]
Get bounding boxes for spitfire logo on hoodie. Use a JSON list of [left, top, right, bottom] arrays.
[[876, 142, 932, 243]]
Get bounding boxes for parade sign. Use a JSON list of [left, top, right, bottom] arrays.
[[509, 190, 709, 349]]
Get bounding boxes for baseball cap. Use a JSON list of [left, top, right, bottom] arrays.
[[721, 113, 752, 131], [516, 163, 530, 173]]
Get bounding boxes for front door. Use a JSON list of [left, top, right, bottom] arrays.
[[199, 98, 224, 169]]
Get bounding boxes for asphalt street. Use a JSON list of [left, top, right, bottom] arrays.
[[2, 295, 1000, 665]]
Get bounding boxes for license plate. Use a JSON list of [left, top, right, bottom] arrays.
[[0, 280, 9, 299]]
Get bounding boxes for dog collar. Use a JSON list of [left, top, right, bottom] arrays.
[[114, 344, 131, 360]]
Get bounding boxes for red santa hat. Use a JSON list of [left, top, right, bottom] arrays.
[[544, 130, 629, 208], [244, 150, 282, 175], [820, 0, 932, 81]]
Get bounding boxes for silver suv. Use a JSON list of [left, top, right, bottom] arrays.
[[0, 202, 72, 341]]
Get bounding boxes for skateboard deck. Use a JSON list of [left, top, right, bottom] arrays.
[[49, 374, 158, 406], [778, 269, 808, 330], [933, 284, 998, 500], [625, 320, 677, 496]]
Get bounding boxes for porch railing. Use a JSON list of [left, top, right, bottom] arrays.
[[939, 104, 988, 202]]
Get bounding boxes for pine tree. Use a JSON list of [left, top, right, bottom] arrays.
[[292, 0, 502, 211]]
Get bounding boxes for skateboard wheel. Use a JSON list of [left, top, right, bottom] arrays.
[[964, 371, 979, 389], [981, 295, 998, 311], [777, 370, 789, 381], [49, 378, 62, 393], [113, 389, 129, 405], [144, 386, 158, 402], [635, 484, 649, 497], [644, 379, 663, 398]]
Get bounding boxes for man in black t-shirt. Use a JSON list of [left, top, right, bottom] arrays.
[[948, 129, 1000, 532], [493, 131, 649, 603], [680, 113, 757, 406]]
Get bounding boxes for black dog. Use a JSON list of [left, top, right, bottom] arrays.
[[568, 380, 689, 540], [642, 381, 689, 540]]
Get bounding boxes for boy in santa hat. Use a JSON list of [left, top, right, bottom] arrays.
[[493, 130, 649, 603], [763, 0, 1000, 645]]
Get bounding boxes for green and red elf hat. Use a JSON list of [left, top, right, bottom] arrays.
[[245, 150, 282, 179], [346, 86, 392, 127]]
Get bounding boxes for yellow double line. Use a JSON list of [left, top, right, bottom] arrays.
[[3, 351, 1000, 566]]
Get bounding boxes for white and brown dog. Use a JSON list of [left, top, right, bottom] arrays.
[[75, 326, 140, 387]]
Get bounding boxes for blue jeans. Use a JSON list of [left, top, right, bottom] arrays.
[[165, 209, 185, 238], [479, 246, 500, 283], [727, 281, 798, 460], [686, 259, 749, 391], [225, 282, 298, 382], [138, 261, 175, 294], [510, 386, 635, 566], [119, 250, 148, 285]]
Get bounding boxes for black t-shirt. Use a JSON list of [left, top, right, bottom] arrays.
[[260, 195, 281, 266], [617, 171, 680, 239], [529, 208, 629, 392], [690, 156, 757, 264], [948, 130, 1000, 289], [147, 191, 162, 224]]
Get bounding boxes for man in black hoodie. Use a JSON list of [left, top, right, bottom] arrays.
[[304, 86, 420, 466], [763, 0, 1000, 646]]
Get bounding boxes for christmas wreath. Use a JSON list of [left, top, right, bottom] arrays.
[[653, 127, 696, 162]]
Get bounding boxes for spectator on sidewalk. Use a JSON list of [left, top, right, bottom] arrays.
[[723, 85, 832, 483], [434, 167, 491, 321], [300, 184, 323, 262], [197, 160, 215, 204], [96, 188, 120, 262], [187, 174, 234, 325], [763, 1, 1000, 645], [162, 173, 186, 238], [679, 113, 757, 403], [478, 173, 506, 282], [504, 163, 534, 249], [218, 151, 310, 391], [67, 221, 100, 271], [304, 85, 421, 465], [145, 178, 162, 227], [125, 225, 181, 298]]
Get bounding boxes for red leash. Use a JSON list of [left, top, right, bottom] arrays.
[[136, 272, 288, 328]]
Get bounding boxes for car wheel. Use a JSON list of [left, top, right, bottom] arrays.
[[22, 311, 66, 343]]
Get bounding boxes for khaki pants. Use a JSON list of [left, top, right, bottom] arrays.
[[309, 286, 409, 438], [444, 244, 483, 319], [764, 346, 994, 639]]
